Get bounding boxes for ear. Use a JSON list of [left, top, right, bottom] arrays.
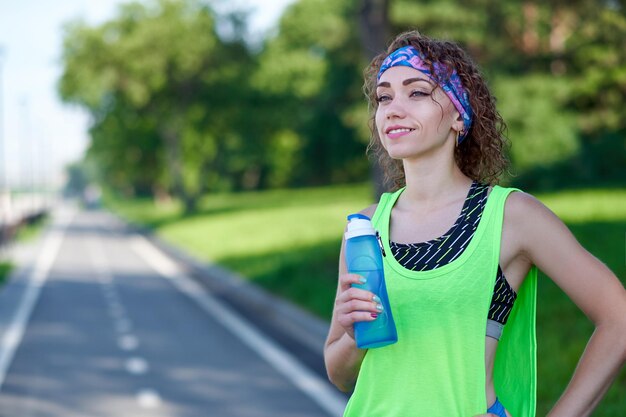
[[451, 109, 464, 132], [455, 111, 465, 130]]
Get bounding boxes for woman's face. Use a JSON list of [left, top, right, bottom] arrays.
[[375, 66, 460, 161]]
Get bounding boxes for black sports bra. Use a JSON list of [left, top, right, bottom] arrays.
[[389, 182, 517, 339]]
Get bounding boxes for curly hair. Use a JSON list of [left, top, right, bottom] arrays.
[[364, 30, 510, 191]]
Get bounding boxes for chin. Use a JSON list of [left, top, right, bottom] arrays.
[[385, 140, 448, 160], [384, 145, 421, 160], [386, 153, 416, 162]]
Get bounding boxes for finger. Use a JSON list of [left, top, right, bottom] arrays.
[[337, 298, 383, 315], [338, 311, 380, 328], [339, 286, 379, 303], [339, 273, 367, 291]]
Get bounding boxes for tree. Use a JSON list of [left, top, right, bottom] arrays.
[[59, 0, 254, 212], [358, 0, 390, 198], [252, 0, 370, 189]]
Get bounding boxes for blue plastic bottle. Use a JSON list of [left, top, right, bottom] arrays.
[[345, 213, 397, 349]]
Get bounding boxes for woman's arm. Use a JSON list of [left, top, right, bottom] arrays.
[[324, 205, 380, 392], [509, 192, 626, 417]]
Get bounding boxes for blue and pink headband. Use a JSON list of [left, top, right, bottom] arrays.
[[377, 45, 473, 143]]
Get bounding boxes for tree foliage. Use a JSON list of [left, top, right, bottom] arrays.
[[59, 0, 625, 208], [389, 0, 625, 188], [59, 0, 257, 212], [253, 0, 370, 187]]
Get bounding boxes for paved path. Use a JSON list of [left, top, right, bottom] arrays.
[[0, 204, 346, 417]]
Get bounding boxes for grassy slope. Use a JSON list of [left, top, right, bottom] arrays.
[[108, 184, 626, 416]]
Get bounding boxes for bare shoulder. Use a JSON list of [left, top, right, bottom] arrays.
[[503, 190, 554, 221], [502, 190, 565, 242], [499, 190, 572, 275], [504, 191, 567, 240]]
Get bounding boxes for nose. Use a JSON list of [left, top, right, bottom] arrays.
[[384, 98, 406, 119]]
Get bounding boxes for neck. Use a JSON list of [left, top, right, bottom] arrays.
[[399, 148, 471, 207]]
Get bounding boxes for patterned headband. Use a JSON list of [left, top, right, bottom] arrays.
[[377, 45, 473, 143]]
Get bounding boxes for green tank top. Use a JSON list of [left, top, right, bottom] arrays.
[[343, 186, 537, 417]]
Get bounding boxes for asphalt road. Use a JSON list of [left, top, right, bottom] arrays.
[[0, 205, 346, 417]]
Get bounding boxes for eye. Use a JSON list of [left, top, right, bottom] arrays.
[[376, 94, 392, 103], [410, 90, 430, 98]]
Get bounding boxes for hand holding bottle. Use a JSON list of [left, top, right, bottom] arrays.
[[334, 272, 383, 340], [344, 214, 397, 349]]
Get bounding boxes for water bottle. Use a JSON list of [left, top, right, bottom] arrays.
[[345, 213, 397, 349]]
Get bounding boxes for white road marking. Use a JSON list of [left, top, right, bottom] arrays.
[[0, 209, 74, 392], [88, 233, 150, 383], [136, 389, 161, 408], [125, 357, 149, 375], [131, 235, 347, 417], [118, 334, 139, 351], [87, 238, 136, 340]]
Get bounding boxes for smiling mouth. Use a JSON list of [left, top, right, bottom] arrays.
[[386, 127, 415, 135]]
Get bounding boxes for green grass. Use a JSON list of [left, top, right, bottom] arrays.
[[0, 261, 12, 286], [15, 220, 47, 243], [0, 214, 47, 288], [108, 184, 626, 416]]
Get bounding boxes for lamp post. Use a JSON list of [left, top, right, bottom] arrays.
[[0, 45, 7, 248], [0, 45, 5, 192]]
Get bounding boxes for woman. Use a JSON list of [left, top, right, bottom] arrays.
[[324, 30, 626, 417]]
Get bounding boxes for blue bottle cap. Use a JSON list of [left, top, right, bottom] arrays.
[[347, 213, 371, 221]]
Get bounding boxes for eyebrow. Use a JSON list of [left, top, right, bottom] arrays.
[[376, 77, 433, 88]]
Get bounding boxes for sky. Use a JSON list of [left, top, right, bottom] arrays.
[[0, 0, 295, 189]]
